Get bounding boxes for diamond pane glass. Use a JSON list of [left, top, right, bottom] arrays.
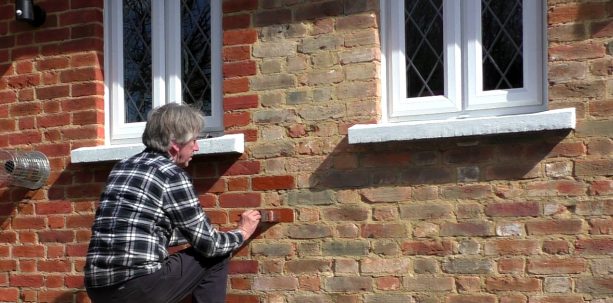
[[481, 0, 523, 90], [123, 0, 153, 123], [404, 0, 444, 98], [181, 0, 212, 116]]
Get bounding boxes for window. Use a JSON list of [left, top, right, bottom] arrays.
[[104, 0, 223, 144], [383, 0, 545, 122]]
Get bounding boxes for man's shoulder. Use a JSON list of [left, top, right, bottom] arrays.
[[121, 150, 183, 176]]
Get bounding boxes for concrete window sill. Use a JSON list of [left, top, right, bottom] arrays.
[[70, 133, 244, 163], [348, 108, 576, 144]]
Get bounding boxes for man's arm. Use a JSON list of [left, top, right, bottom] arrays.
[[163, 171, 245, 257]]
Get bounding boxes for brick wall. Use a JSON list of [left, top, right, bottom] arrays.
[[0, 0, 612, 302]]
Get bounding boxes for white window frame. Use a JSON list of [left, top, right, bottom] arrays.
[[104, 0, 223, 145], [348, 0, 575, 144], [385, 0, 546, 122]]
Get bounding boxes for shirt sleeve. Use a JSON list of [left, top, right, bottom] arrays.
[[162, 171, 245, 256]]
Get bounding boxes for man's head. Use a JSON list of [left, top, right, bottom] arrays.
[[142, 103, 204, 167]]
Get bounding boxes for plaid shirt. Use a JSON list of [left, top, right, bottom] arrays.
[[85, 150, 244, 288]]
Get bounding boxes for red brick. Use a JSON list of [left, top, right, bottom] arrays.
[[484, 239, 539, 256], [37, 260, 71, 272], [37, 113, 70, 128], [447, 294, 496, 303], [549, 3, 608, 24], [485, 277, 541, 291], [549, 41, 606, 61], [223, 0, 258, 13], [224, 45, 251, 62], [254, 9, 292, 27], [226, 294, 259, 303], [38, 231, 74, 243], [34, 28, 70, 43], [252, 175, 294, 190], [229, 260, 258, 274], [527, 258, 586, 274], [12, 217, 45, 229], [224, 61, 257, 77], [205, 210, 227, 225], [224, 77, 249, 93], [7, 74, 40, 89], [223, 14, 251, 30], [401, 240, 453, 256], [485, 202, 540, 217], [66, 214, 94, 229], [72, 81, 104, 97], [441, 221, 494, 236], [526, 219, 583, 235], [12, 245, 44, 257], [0, 288, 18, 302], [224, 111, 251, 128], [224, 95, 259, 111], [60, 67, 104, 82], [543, 240, 570, 254], [219, 192, 261, 208], [361, 223, 406, 238], [575, 238, 613, 255], [59, 9, 103, 26], [589, 218, 613, 235], [36, 85, 70, 100], [223, 29, 257, 46], [9, 101, 41, 117], [498, 258, 525, 274], [529, 296, 584, 303]]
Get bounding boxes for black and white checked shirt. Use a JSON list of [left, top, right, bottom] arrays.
[[84, 150, 244, 288]]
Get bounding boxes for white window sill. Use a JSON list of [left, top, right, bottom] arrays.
[[348, 108, 576, 144], [70, 133, 244, 163]]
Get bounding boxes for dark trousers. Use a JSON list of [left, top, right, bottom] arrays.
[[86, 248, 230, 303]]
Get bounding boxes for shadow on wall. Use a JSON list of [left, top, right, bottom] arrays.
[[308, 130, 573, 192]]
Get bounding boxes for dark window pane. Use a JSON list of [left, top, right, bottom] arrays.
[[405, 0, 444, 98], [181, 0, 212, 116], [123, 0, 153, 123], [481, 0, 523, 90]]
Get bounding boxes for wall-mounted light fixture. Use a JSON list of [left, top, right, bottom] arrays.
[[15, 0, 46, 27]]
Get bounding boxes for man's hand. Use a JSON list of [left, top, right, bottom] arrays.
[[237, 209, 261, 240]]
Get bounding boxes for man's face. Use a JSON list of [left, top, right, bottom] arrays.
[[171, 138, 199, 167]]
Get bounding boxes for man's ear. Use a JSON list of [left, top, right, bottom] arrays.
[[168, 142, 180, 157]]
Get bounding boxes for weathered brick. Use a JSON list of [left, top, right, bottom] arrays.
[[447, 295, 496, 303], [484, 239, 539, 256], [485, 277, 541, 292], [403, 277, 454, 291], [253, 276, 298, 290], [440, 221, 494, 237], [575, 239, 613, 255], [576, 277, 613, 294], [485, 202, 540, 217], [324, 276, 372, 292], [322, 240, 369, 256], [401, 240, 453, 256], [442, 258, 494, 274], [399, 203, 453, 220], [527, 257, 587, 274], [526, 219, 583, 235], [360, 258, 411, 274]]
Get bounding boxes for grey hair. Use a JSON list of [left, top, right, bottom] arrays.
[[142, 103, 204, 153]]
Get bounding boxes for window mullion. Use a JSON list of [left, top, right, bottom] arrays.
[[166, 0, 182, 105], [463, 0, 482, 112], [151, 0, 166, 108]]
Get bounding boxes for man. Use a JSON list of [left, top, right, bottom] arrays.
[[85, 103, 260, 303]]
